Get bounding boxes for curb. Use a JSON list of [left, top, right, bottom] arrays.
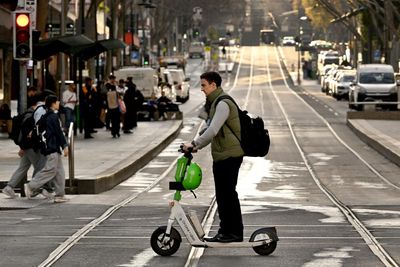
[[70, 120, 183, 194], [347, 119, 400, 167]]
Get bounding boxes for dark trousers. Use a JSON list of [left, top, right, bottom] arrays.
[[83, 107, 94, 137], [212, 156, 243, 237], [109, 108, 120, 137]]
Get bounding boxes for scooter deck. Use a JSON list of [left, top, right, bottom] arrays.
[[192, 240, 272, 248]]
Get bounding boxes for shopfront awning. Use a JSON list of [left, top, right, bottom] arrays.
[[75, 39, 127, 60], [33, 35, 126, 61], [33, 34, 94, 61]]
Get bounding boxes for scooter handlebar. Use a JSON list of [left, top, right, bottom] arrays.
[[179, 144, 193, 153]]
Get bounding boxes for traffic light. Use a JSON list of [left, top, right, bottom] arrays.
[[193, 28, 199, 37], [143, 54, 149, 65], [13, 11, 32, 60]]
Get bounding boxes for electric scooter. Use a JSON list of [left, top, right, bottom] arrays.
[[150, 147, 279, 256]]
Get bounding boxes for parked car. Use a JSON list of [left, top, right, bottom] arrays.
[[326, 68, 342, 96], [321, 65, 337, 92], [332, 70, 356, 100], [282, 36, 296, 46], [349, 64, 399, 111], [164, 69, 190, 102]]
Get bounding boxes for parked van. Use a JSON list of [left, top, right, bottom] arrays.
[[114, 67, 159, 99], [349, 64, 399, 111]]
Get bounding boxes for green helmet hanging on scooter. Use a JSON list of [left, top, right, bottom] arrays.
[[182, 163, 202, 190]]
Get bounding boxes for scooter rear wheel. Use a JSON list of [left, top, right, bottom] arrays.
[[150, 226, 181, 256], [253, 241, 277, 256]]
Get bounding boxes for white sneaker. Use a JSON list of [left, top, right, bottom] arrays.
[[2, 186, 16, 198], [53, 196, 69, 203], [24, 184, 33, 199], [41, 189, 55, 200]]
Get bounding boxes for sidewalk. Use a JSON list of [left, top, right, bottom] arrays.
[[0, 120, 182, 196]]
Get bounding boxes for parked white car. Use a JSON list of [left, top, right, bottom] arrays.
[[332, 70, 356, 100], [349, 64, 399, 111]]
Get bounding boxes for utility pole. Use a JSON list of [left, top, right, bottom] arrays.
[[77, 0, 85, 133], [60, 0, 67, 94]]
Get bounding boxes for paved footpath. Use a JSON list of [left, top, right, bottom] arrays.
[[0, 120, 182, 207]]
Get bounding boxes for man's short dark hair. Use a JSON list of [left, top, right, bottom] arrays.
[[200, 71, 222, 87], [45, 95, 58, 108], [28, 95, 39, 107], [109, 74, 116, 80], [36, 92, 46, 102]]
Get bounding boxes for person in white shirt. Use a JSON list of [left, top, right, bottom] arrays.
[[62, 83, 78, 133]]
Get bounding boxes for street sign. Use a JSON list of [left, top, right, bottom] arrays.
[[46, 23, 76, 37]]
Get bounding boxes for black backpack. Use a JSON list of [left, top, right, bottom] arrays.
[[10, 110, 34, 147], [32, 110, 49, 154], [216, 95, 270, 157]]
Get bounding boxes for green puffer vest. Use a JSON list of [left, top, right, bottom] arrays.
[[208, 88, 244, 162]]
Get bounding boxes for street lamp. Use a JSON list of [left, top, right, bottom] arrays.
[[297, 16, 308, 86]]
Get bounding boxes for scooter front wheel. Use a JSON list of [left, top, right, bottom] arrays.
[[150, 226, 181, 256]]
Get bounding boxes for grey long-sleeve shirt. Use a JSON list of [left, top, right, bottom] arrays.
[[193, 101, 229, 149]]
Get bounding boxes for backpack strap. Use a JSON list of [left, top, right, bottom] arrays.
[[215, 95, 241, 143]]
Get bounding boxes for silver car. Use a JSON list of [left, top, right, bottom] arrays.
[[332, 70, 355, 100], [349, 64, 399, 111]]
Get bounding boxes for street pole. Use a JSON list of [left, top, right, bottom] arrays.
[[18, 61, 27, 114], [60, 0, 67, 93], [297, 44, 301, 86]]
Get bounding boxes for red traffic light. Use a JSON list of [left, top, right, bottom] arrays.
[[16, 13, 30, 27], [13, 11, 32, 60]]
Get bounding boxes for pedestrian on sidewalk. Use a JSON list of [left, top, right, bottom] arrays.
[[24, 95, 69, 203], [82, 77, 97, 139], [105, 75, 118, 130], [183, 71, 244, 243], [62, 83, 78, 133], [106, 77, 121, 138], [122, 77, 137, 133], [2, 94, 52, 199], [0, 103, 12, 137], [157, 90, 172, 120]]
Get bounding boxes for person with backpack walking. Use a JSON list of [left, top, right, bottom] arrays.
[[182, 71, 244, 243], [24, 95, 69, 203], [1, 94, 50, 198]]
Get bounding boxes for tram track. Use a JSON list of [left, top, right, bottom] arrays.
[[268, 45, 399, 267]]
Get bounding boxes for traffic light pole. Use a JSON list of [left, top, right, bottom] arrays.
[[18, 61, 28, 114]]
